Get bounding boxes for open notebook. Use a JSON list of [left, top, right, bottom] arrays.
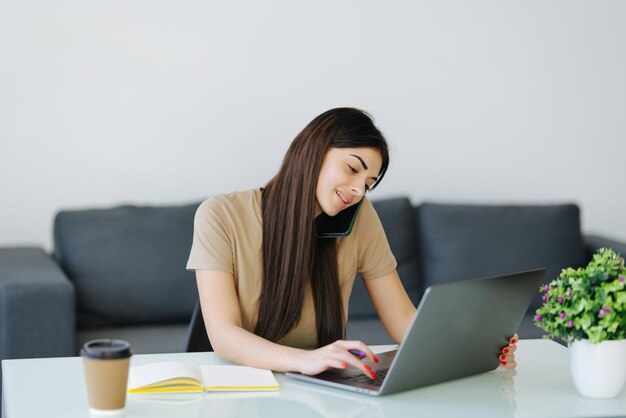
[[128, 361, 280, 393]]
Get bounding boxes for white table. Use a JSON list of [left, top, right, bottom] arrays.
[[3, 340, 626, 418]]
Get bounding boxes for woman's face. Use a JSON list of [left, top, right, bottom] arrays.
[[315, 147, 383, 217]]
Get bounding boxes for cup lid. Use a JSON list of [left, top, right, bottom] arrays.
[[80, 339, 132, 360]]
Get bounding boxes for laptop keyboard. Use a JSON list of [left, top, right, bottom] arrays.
[[342, 368, 389, 386]]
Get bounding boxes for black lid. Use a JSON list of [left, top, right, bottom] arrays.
[[80, 339, 132, 360]]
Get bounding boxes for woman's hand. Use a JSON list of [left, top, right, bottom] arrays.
[[297, 340, 379, 378], [499, 333, 519, 369]]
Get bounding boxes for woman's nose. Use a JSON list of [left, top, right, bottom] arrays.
[[350, 184, 363, 196]]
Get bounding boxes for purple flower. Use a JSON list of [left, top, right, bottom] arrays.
[[598, 309, 606, 318], [535, 314, 542, 322], [620, 277, 625, 283], [544, 285, 550, 292], [542, 295, 548, 302], [565, 291, 571, 297], [560, 312, 566, 319], [558, 297, 564, 304], [567, 320, 574, 328], [604, 306, 611, 313]]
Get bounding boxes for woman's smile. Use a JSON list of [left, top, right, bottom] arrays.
[[336, 190, 350, 208]]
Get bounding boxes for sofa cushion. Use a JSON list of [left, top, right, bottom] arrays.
[[76, 323, 189, 354], [54, 203, 200, 329], [348, 197, 421, 319], [416, 203, 587, 311]]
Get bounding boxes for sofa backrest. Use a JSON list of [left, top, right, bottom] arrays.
[[53, 197, 586, 329], [416, 202, 587, 311], [54, 203, 199, 329]]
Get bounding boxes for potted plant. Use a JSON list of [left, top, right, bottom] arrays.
[[535, 247, 626, 398]]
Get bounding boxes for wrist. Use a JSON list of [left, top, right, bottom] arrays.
[[289, 348, 309, 373]]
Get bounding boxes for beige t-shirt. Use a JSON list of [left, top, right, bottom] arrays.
[[186, 188, 397, 349]]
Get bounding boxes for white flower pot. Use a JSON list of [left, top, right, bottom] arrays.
[[569, 339, 626, 398]]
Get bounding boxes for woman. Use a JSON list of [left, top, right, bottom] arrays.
[[187, 108, 518, 378]]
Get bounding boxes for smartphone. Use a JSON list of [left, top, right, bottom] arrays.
[[315, 200, 363, 238]]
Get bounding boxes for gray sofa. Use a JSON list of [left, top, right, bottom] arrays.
[[2, 196, 625, 368]]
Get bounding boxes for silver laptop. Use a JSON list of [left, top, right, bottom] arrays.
[[286, 268, 546, 396]]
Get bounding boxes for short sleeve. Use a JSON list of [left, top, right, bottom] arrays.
[[186, 197, 234, 273], [355, 198, 397, 279]]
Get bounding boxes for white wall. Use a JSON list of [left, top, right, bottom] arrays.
[[1, 0, 625, 250]]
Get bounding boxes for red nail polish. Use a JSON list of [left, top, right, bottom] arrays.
[[373, 356, 379, 363], [341, 362, 347, 368], [370, 372, 378, 379], [500, 361, 507, 366], [500, 355, 505, 360], [511, 338, 517, 344], [365, 365, 372, 371], [503, 348, 509, 354]]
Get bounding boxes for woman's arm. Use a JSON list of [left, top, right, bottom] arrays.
[[363, 269, 416, 343], [196, 270, 377, 376]]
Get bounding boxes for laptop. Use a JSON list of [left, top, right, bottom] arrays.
[[286, 268, 545, 396]]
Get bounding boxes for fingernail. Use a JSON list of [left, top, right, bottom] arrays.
[[365, 365, 372, 371], [341, 362, 347, 368], [370, 372, 378, 378], [373, 356, 379, 363], [503, 348, 509, 354], [500, 361, 507, 366], [510, 338, 517, 344], [500, 355, 505, 361]]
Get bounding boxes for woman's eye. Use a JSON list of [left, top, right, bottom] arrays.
[[348, 165, 358, 174]]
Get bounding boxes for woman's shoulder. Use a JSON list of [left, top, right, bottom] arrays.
[[354, 197, 376, 224], [351, 197, 385, 239], [197, 188, 262, 220]]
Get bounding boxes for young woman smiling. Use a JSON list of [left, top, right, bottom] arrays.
[[187, 108, 518, 378]]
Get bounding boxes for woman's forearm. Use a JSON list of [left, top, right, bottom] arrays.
[[364, 270, 417, 343], [210, 324, 307, 372], [391, 306, 417, 343], [196, 272, 309, 372]]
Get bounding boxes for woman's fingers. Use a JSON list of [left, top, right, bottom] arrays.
[[337, 340, 378, 364], [499, 353, 515, 362], [498, 334, 519, 369], [502, 344, 517, 354], [335, 340, 379, 378], [500, 360, 517, 369], [301, 344, 367, 376]]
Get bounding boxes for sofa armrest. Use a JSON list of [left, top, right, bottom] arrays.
[[0, 247, 75, 360], [584, 234, 626, 260]]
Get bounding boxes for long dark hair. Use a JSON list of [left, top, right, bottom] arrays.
[[255, 108, 390, 347]]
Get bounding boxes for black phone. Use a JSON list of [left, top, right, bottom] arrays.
[[315, 200, 363, 238]]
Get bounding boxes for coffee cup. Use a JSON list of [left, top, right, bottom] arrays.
[[81, 339, 132, 415]]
